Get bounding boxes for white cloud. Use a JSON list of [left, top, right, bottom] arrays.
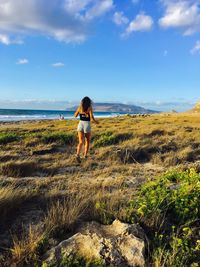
[[0, 34, 11, 45], [113, 11, 129, 25], [0, 0, 114, 44], [190, 40, 200, 54], [64, 0, 114, 20], [159, 0, 200, 35], [64, 0, 92, 14], [16, 58, 29, 65], [52, 62, 65, 67], [85, 0, 114, 20], [125, 13, 154, 34], [0, 33, 23, 45]]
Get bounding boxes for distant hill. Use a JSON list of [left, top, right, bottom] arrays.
[[67, 102, 158, 114], [188, 101, 200, 113]]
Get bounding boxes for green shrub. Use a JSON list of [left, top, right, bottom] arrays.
[[42, 255, 107, 267], [93, 132, 132, 148], [0, 133, 19, 145], [127, 168, 200, 266], [41, 132, 75, 145], [152, 225, 200, 267], [128, 168, 200, 224], [95, 201, 115, 225]]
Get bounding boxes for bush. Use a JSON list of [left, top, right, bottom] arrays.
[[0, 133, 19, 145], [42, 255, 107, 267], [41, 132, 75, 145], [128, 168, 200, 225], [93, 132, 132, 148], [127, 169, 200, 266]]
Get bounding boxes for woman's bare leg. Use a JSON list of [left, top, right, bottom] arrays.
[[84, 133, 91, 157], [77, 131, 84, 156]]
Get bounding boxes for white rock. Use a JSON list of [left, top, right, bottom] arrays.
[[43, 219, 145, 266]]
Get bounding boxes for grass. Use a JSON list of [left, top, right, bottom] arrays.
[[0, 133, 19, 145], [41, 132, 75, 145], [0, 114, 199, 266], [45, 194, 88, 237], [0, 186, 34, 225], [0, 161, 39, 178], [93, 190, 127, 225], [10, 225, 45, 266], [93, 132, 132, 148]]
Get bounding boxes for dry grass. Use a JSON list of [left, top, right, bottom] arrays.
[[45, 193, 89, 235], [91, 190, 129, 224], [0, 186, 34, 225], [10, 224, 45, 266], [0, 114, 199, 266], [0, 160, 56, 178], [1, 114, 200, 171], [0, 161, 39, 178]]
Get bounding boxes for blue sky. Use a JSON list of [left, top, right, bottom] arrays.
[[0, 0, 200, 111]]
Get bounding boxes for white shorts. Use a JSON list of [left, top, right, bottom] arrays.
[[77, 121, 91, 133]]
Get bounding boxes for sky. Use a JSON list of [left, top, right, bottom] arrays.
[[0, 0, 200, 111]]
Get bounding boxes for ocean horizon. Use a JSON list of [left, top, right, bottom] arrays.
[[0, 108, 128, 122]]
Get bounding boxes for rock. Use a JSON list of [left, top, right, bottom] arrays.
[[43, 219, 145, 267]]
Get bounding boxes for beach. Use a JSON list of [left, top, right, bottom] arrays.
[[0, 109, 125, 122]]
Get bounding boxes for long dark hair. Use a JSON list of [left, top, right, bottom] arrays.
[[80, 96, 92, 112]]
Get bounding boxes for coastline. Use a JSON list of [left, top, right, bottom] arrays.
[[0, 114, 154, 125], [0, 111, 122, 123], [0, 107, 160, 123]]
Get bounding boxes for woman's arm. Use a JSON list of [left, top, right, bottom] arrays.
[[74, 106, 80, 118], [90, 106, 99, 124]]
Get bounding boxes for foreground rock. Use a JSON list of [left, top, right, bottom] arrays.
[[43, 219, 145, 267]]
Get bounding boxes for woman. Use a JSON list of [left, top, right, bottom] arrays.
[[74, 96, 98, 162]]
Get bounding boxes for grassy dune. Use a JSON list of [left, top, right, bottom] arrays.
[[0, 113, 199, 266]]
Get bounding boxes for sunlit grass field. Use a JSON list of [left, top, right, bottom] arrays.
[[0, 113, 199, 266]]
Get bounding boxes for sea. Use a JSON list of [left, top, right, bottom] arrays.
[[0, 108, 127, 122]]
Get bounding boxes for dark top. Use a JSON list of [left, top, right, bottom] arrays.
[[80, 112, 90, 121]]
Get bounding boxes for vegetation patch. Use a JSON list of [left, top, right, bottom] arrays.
[[0, 155, 17, 162], [93, 132, 132, 148], [0, 133, 19, 145], [9, 225, 47, 267], [0, 186, 34, 225], [45, 195, 88, 238], [31, 146, 58, 156], [41, 132, 75, 145], [108, 146, 151, 163], [0, 161, 53, 178], [178, 147, 200, 162], [159, 141, 178, 153], [127, 169, 200, 266], [42, 254, 107, 267], [144, 129, 166, 137]]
